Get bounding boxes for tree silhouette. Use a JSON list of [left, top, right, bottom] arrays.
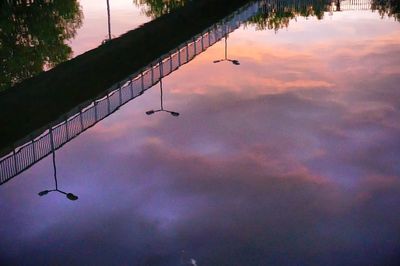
[[246, 0, 330, 31], [134, 0, 189, 18], [0, 0, 83, 91], [247, 0, 400, 32], [371, 0, 400, 21]]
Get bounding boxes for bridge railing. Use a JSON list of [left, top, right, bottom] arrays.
[[0, 1, 260, 185], [257, 0, 372, 13], [338, 0, 371, 10]]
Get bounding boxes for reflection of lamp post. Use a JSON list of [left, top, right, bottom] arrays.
[[336, 0, 341, 11], [38, 129, 78, 201], [102, 0, 112, 44], [213, 36, 240, 65], [146, 79, 179, 117]]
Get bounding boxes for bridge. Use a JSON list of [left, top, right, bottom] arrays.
[[333, 0, 372, 11], [0, 0, 385, 185], [0, 1, 260, 185], [259, 0, 372, 13]]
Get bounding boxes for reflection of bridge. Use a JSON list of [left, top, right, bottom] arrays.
[[333, 0, 372, 11], [0, 0, 380, 185], [0, 2, 260, 185], [259, 0, 372, 12]]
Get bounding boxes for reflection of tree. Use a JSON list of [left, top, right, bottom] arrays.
[[0, 0, 83, 91], [371, 0, 400, 21], [247, 8, 295, 31], [246, 0, 330, 31], [134, 0, 189, 18], [248, 0, 400, 31]]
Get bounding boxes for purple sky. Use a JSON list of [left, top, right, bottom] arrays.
[[1, 7, 400, 266]]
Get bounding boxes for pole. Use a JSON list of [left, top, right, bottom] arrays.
[[107, 0, 111, 40], [160, 79, 164, 110], [225, 36, 228, 60], [49, 128, 58, 190], [52, 148, 58, 190]]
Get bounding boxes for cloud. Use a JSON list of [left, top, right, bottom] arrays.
[[1, 12, 400, 266]]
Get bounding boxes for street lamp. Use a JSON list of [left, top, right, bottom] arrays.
[[38, 130, 78, 201], [38, 189, 78, 201], [145, 79, 180, 117], [102, 0, 112, 44], [213, 35, 240, 65]]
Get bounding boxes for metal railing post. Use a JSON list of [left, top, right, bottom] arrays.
[[107, 94, 111, 113], [31, 136, 36, 161], [79, 107, 84, 130], [151, 65, 154, 84], [130, 78, 134, 98], [94, 101, 99, 121], [141, 72, 144, 92], [119, 84, 122, 105], [65, 120, 69, 140], [12, 147, 17, 175]]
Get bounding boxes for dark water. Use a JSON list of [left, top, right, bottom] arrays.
[[1, 0, 400, 265]]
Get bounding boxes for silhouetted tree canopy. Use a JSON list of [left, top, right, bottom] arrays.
[[246, 0, 330, 31], [134, 0, 190, 18], [0, 0, 83, 91], [372, 0, 400, 21], [246, 0, 400, 32]]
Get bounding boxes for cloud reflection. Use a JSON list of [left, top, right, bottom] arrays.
[[1, 9, 400, 266]]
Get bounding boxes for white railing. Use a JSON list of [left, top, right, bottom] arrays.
[[0, 1, 260, 185], [258, 0, 372, 13], [338, 0, 372, 11]]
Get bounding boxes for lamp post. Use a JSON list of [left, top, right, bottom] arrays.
[[102, 0, 112, 44], [336, 0, 341, 12], [145, 79, 180, 117], [213, 35, 240, 65], [38, 129, 78, 201]]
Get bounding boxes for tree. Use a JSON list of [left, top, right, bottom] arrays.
[[134, 0, 189, 18], [371, 0, 400, 21], [245, 0, 330, 31], [0, 0, 83, 91]]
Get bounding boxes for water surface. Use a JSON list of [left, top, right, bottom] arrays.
[[0, 0, 185, 91], [1, 1, 400, 265]]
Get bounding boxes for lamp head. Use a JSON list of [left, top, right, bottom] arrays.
[[170, 112, 180, 117], [66, 193, 79, 201], [38, 190, 50, 196], [146, 110, 155, 115]]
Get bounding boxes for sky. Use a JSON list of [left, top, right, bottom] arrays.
[[1, 3, 400, 266]]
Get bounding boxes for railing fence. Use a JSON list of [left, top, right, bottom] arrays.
[[0, 1, 260, 185]]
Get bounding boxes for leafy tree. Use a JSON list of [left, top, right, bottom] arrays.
[[246, 0, 330, 31], [371, 0, 400, 21], [134, 0, 189, 18], [247, 0, 400, 32], [0, 0, 83, 91]]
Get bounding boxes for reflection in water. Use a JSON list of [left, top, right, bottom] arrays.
[[0, 0, 400, 265], [0, 0, 188, 92], [213, 35, 240, 65], [247, 0, 400, 31], [247, 0, 329, 31], [105, 0, 112, 43], [0, 1, 257, 186], [37, 143, 78, 201], [146, 79, 180, 117], [0, 0, 83, 91], [134, 0, 188, 18], [2, 0, 399, 92], [372, 0, 400, 20]]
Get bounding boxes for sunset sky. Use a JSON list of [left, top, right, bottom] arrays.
[[1, 2, 399, 265]]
